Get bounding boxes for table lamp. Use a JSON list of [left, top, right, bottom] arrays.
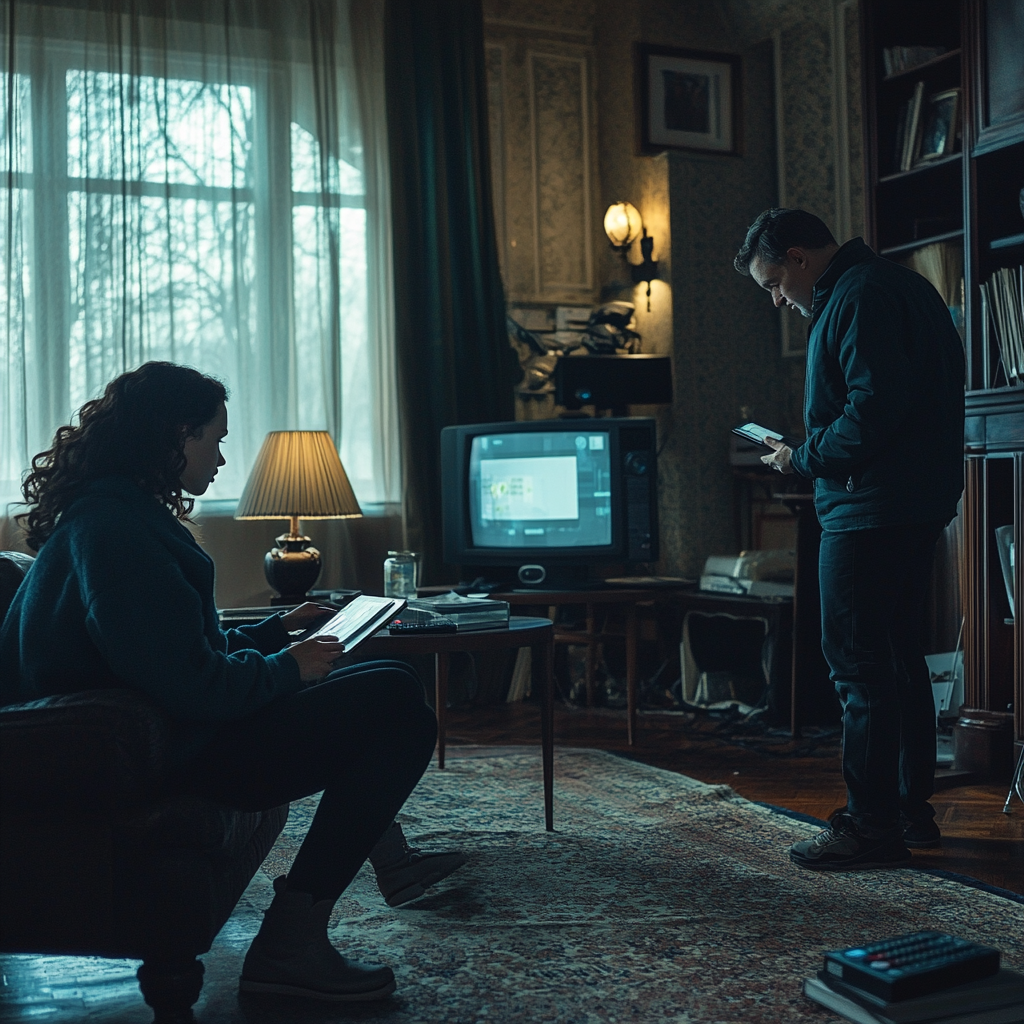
[[234, 430, 362, 605]]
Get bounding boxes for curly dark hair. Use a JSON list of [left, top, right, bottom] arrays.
[[17, 362, 228, 550]]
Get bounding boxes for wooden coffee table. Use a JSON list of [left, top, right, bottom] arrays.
[[359, 616, 556, 829]]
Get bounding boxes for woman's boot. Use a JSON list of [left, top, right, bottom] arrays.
[[240, 876, 395, 1001]]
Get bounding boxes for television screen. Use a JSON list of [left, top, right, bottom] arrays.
[[468, 430, 612, 549], [441, 417, 658, 583]]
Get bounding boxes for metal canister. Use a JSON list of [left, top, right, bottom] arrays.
[[384, 550, 419, 598]]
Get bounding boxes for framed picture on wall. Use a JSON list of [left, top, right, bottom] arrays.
[[637, 44, 742, 155]]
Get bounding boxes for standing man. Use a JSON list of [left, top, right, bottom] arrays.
[[734, 208, 964, 871]]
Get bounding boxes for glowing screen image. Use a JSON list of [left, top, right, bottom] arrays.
[[468, 431, 611, 549], [480, 456, 578, 521]]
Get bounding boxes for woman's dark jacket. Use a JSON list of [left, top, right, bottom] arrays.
[[0, 475, 302, 762], [788, 238, 965, 530]]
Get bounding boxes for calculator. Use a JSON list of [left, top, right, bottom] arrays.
[[823, 931, 1000, 1002]]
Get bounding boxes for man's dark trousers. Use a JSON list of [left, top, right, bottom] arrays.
[[819, 521, 946, 831]]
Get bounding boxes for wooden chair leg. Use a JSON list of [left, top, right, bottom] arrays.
[[585, 603, 597, 706], [435, 651, 450, 769], [137, 958, 203, 1024], [626, 604, 638, 746]]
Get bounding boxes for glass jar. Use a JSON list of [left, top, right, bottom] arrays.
[[384, 550, 419, 598]]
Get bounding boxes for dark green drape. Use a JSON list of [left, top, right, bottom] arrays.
[[385, 0, 518, 584]]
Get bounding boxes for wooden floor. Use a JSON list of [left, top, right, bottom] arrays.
[[446, 701, 1024, 894]]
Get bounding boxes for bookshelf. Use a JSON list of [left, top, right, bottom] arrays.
[[863, 0, 1024, 767]]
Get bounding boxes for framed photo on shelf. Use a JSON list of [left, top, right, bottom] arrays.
[[637, 44, 742, 155], [914, 88, 960, 165]]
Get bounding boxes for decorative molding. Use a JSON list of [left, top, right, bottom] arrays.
[[484, 17, 591, 40], [527, 50, 593, 296]]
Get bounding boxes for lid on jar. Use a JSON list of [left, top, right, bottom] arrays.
[[387, 550, 418, 558]]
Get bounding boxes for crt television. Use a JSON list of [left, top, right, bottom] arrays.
[[440, 417, 658, 587]]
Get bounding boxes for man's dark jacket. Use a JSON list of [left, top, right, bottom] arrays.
[[788, 238, 965, 530], [0, 475, 303, 764]]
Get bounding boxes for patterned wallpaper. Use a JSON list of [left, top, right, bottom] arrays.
[[483, 0, 865, 577]]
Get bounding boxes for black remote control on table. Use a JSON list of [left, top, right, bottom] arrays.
[[823, 931, 1000, 1002], [387, 617, 458, 634]]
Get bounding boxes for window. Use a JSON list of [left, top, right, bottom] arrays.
[[1, 3, 397, 512]]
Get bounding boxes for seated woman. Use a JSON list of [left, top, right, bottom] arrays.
[[0, 361, 462, 1003]]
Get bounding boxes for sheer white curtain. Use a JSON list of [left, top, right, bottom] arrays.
[[0, 0, 398, 516]]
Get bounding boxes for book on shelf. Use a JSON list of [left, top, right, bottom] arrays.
[[892, 98, 909, 173], [995, 525, 1015, 619], [901, 81, 926, 172], [405, 592, 510, 631], [980, 265, 1024, 386], [803, 968, 1024, 1024], [882, 45, 946, 77]]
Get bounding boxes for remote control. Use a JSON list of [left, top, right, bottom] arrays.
[[823, 931, 1000, 1002], [387, 617, 458, 634]]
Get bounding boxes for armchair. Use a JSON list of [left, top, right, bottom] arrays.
[[0, 551, 288, 1024]]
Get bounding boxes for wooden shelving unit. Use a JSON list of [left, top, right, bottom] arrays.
[[863, 0, 1024, 767]]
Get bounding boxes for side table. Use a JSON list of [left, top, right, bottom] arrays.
[[359, 617, 556, 829]]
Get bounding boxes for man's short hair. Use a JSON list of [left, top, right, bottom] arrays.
[[733, 208, 837, 276]]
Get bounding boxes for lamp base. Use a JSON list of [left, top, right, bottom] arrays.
[[264, 532, 322, 605]]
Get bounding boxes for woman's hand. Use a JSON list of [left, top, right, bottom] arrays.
[[280, 602, 336, 630], [286, 634, 347, 682]]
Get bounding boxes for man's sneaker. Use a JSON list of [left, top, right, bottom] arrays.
[[790, 811, 912, 871], [368, 821, 467, 908], [902, 816, 941, 849]]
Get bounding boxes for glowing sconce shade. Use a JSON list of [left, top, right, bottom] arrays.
[[603, 202, 643, 250]]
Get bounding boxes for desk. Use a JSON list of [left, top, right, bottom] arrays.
[[490, 587, 692, 746], [360, 617, 556, 830]]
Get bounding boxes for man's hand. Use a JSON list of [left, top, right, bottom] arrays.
[[286, 634, 347, 683], [761, 436, 795, 474], [280, 602, 335, 630]]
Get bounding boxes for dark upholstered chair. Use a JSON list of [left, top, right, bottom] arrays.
[[0, 551, 288, 1023]]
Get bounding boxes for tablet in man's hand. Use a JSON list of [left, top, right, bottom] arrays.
[[733, 422, 785, 447]]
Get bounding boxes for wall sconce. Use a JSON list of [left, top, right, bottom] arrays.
[[603, 201, 643, 251], [603, 201, 659, 311]]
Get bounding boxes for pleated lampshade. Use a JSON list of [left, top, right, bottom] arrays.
[[234, 431, 362, 521]]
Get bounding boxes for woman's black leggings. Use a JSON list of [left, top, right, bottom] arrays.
[[176, 660, 437, 904]]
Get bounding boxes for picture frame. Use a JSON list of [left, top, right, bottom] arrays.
[[914, 88, 960, 165], [637, 44, 742, 156]]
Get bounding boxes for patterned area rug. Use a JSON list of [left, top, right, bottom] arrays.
[[215, 747, 1024, 1024], [4, 748, 1019, 1023]]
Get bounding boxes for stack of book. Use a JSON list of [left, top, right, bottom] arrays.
[[803, 931, 1024, 1024], [981, 265, 1024, 386], [804, 969, 1024, 1024], [405, 592, 510, 631], [882, 46, 946, 77]]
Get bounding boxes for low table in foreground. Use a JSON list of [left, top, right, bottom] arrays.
[[359, 616, 556, 830]]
